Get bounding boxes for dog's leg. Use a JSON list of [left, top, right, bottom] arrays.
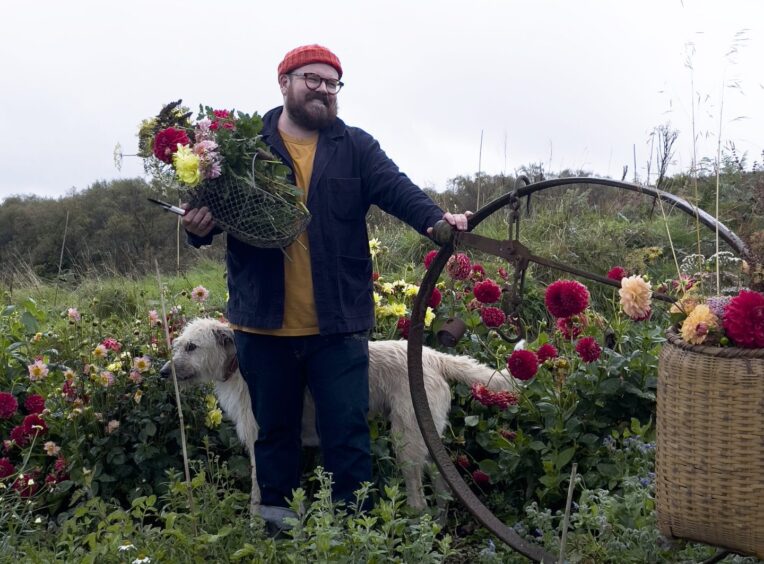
[[389, 413, 428, 511], [249, 444, 261, 517]]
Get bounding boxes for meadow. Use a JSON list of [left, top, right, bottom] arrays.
[[1, 162, 763, 562]]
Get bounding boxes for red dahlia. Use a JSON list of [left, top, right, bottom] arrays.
[[9, 425, 30, 447], [723, 290, 764, 348], [446, 253, 472, 280], [455, 454, 470, 469], [491, 390, 519, 410], [575, 336, 601, 363], [24, 394, 45, 415], [0, 392, 18, 419], [474, 279, 502, 304], [423, 250, 438, 270], [13, 468, 41, 498], [427, 286, 442, 308], [607, 266, 628, 282], [536, 343, 558, 363], [498, 267, 509, 280], [396, 317, 411, 339], [153, 127, 190, 163], [544, 280, 590, 318], [507, 349, 539, 381], [480, 306, 506, 328]]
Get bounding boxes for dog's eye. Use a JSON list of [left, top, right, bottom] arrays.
[[185, 342, 197, 352]]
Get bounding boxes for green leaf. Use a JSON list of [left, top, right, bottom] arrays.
[[555, 446, 576, 470]]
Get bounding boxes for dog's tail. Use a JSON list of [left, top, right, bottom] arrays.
[[425, 348, 517, 391]]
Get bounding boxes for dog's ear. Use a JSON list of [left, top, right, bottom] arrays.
[[213, 327, 234, 348]]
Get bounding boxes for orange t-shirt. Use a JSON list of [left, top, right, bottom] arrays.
[[234, 130, 319, 336]]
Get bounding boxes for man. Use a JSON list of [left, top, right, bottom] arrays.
[[182, 44, 469, 529]]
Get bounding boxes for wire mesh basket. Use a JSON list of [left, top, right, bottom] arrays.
[[187, 164, 310, 249], [656, 328, 764, 558]]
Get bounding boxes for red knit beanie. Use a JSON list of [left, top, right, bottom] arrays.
[[277, 44, 343, 79]]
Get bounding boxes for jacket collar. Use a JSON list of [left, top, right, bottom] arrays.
[[261, 106, 345, 198]]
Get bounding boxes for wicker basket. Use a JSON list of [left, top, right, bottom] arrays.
[[656, 328, 764, 558]]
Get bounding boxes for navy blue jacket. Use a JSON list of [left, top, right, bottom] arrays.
[[188, 106, 444, 335]]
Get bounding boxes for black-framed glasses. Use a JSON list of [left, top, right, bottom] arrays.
[[287, 72, 344, 94]]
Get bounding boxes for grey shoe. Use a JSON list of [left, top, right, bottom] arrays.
[[259, 505, 298, 538]]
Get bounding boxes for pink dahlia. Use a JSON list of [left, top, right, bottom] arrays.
[[101, 337, 122, 352], [446, 253, 472, 280], [0, 392, 18, 419], [423, 250, 438, 270], [24, 394, 45, 415], [471, 383, 491, 406], [507, 349, 539, 381], [575, 336, 601, 363], [427, 287, 442, 308], [723, 290, 764, 348], [0, 457, 14, 479], [607, 266, 628, 282], [536, 343, 558, 363], [396, 317, 411, 339], [544, 280, 590, 318], [153, 127, 190, 163], [474, 279, 502, 304], [497, 267, 509, 280], [491, 390, 520, 410], [480, 306, 506, 328]]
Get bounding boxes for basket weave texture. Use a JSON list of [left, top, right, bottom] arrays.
[[188, 174, 310, 249], [656, 328, 764, 558]]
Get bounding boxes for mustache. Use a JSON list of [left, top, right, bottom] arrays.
[[306, 92, 332, 105]]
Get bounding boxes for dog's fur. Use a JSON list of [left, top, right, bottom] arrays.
[[162, 317, 516, 513]]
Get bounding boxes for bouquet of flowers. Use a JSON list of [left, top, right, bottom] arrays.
[[137, 100, 310, 248]]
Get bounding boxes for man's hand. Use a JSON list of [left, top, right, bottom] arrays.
[[181, 204, 216, 237], [427, 211, 473, 236]]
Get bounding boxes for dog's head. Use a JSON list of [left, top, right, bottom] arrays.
[[159, 318, 238, 387]]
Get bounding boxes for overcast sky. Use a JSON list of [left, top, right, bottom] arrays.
[[1, 0, 762, 202]]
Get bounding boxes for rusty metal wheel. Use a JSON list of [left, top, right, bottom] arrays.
[[406, 177, 751, 562]]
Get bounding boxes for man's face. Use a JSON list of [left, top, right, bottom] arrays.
[[281, 63, 339, 131]]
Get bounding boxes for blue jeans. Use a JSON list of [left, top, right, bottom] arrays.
[[233, 331, 371, 508]]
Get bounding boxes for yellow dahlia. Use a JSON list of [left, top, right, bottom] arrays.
[[173, 145, 201, 186], [680, 304, 718, 345], [670, 295, 699, 316], [619, 275, 652, 320]]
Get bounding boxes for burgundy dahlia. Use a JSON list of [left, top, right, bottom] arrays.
[[9, 425, 30, 447], [470, 263, 486, 281], [474, 279, 502, 304], [575, 336, 602, 363], [507, 349, 539, 381], [22, 413, 48, 436], [545, 280, 590, 318], [24, 394, 45, 415], [556, 316, 584, 340], [396, 317, 411, 339], [536, 343, 558, 363], [0, 457, 14, 479], [446, 253, 472, 280], [0, 392, 18, 419], [480, 306, 506, 328], [472, 469, 491, 486], [723, 290, 764, 348], [427, 286, 442, 308], [456, 454, 470, 470]]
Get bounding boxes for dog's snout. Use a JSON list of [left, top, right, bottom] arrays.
[[159, 361, 171, 378]]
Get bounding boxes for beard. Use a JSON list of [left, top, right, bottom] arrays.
[[284, 86, 338, 131]]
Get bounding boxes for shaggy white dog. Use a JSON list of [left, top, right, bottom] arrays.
[[161, 317, 516, 514]]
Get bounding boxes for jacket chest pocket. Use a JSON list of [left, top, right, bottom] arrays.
[[327, 178, 364, 221]]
